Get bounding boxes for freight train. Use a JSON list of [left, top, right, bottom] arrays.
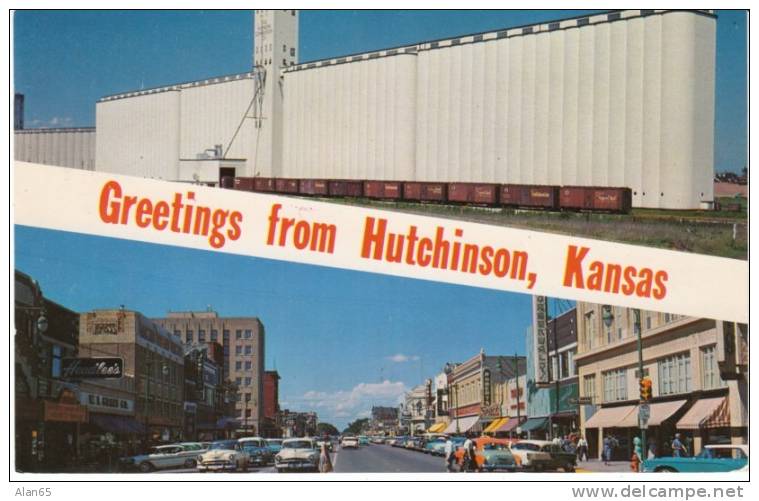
[[226, 177, 633, 214]]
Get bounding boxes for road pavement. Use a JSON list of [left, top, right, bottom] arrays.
[[333, 444, 444, 473]]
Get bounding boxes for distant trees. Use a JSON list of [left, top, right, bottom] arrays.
[[316, 422, 339, 437], [716, 167, 747, 185], [343, 418, 370, 435]]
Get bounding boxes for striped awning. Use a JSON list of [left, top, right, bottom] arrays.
[[677, 397, 730, 430], [584, 405, 637, 429], [428, 422, 447, 433], [483, 417, 508, 434], [443, 415, 480, 434], [495, 417, 522, 433]]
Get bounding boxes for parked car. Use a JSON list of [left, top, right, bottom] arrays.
[[424, 437, 448, 456], [122, 444, 201, 472], [265, 438, 283, 454], [274, 438, 320, 472], [238, 437, 274, 467], [370, 436, 385, 444], [453, 437, 517, 472], [642, 445, 749, 473], [508, 440, 554, 471], [197, 440, 250, 472], [405, 437, 424, 450], [341, 436, 359, 449], [531, 442, 577, 472], [358, 436, 370, 446]]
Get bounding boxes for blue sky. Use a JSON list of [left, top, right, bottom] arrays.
[[15, 225, 539, 429], [13, 9, 747, 172]]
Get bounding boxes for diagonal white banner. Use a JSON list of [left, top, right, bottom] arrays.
[[13, 162, 747, 323]]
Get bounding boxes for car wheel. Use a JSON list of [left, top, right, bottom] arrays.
[[184, 459, 197, 469], [564, 463, 575, 473], [138, 462, 153, 473], [656, 466, 678, 473]]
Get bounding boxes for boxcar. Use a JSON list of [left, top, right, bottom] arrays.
[[328, 180, 364, 198], [500, 184, 558, 209], [402, 182, 447, 203], [253, 177, 277, 193], [275, 178, 300, 194], [234, 177, 256, 191], [299, 179, 329, 196], [448, 183, 499, 205], [364, 180, 402, 200], [220, 176, 235, 189], [559, 186, 590, 210], [560, 186, 632, 213]]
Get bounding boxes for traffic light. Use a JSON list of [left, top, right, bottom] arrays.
[[639, 377, 652, 401]]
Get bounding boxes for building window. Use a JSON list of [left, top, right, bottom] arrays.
[[245, 345, 252, 355], [186, 330, 193, 343], [236, 377, 242, 386], [290, 47, 295, 57], [603, 368, 627, 402], [617, 327, 623, 340], [606, 328, 612, 344], [658, 352, 691, 395], [198, 329, 206, 342], [701, 345, 725, 390], [584, 310, 596, 350], [245, 377, 252, 386], [283, 44, 286, 52], [236, 361, 242, 371], [223, 329, 230, 342], [236, 329, 242, 340], [568, 349, 577, 376], [645, 314, 652, 331], [210, 329, 218, 342], [244, 329, 252, 339], [283, 58, 287, 66], [173, 330, 181, 338], [51, 345, 63, 378], [235, 345, 242, 355], [245, 361, 252, 371], [583, 374, 596, 401]]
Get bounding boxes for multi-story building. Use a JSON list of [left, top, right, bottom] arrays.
[[444, 351, 526, 435], [428, 371, 451, 433], [370, 406, 399, 435], [576, 303, 748, 460], [277, 410, 317, 438], [153, 311, 265, 436], [183, 343, 226, 440], [15, 270, 87, 472], [523, 306, 579, 439], [261, 370, 281, 437], [484, 373, 527, 437], [403, 382, 432, 435], [79, 308, 185, 445]]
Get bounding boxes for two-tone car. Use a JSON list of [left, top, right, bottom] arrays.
[[642, 445, 749, 473], [238, 437, 274, 467], [508, 440, 555, 471], [122, 444, 202, 472], [197, 439, 250, 472], [274, 438, 320, 472], [266, 438, 283, 455]]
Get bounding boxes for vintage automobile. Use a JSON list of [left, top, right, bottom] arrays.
[[341, 436, 359, 449], [196, 439, 250, 472], [453, 437, 518, 472], [238, 437, 274, 467], [274, 438, 320, 472], [530, 442, 577, 472], [642, 445, 749, 473], [358, 436, 370, 446], [265, 438, 283, 454], [122, 444, 201, 472], [508, 440, 555, 471]]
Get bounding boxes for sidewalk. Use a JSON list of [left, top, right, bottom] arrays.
[[575, 460, 634, 473]]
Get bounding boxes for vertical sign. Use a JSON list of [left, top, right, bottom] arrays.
[[533, 296, 549, 384]]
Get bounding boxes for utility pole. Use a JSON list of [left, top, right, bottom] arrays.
[[634, 309, 646, 471], [514, 352, 522, 424]]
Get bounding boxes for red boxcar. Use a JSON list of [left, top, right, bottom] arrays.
[[501, 184, 559, 209], [253, 177, 277, 192], [234, 177, 256, 191], [275, 178, 300, 194], [403, 182, 447, 202], [328, 180, 364, 197], [560, 186, 631, 213], [448, 183, 499, 205], [299, 179, 329, 196], [364, 180, 402, 200]]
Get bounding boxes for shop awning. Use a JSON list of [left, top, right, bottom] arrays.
[[519, 417, 549, 432], [443, 415, 480, 434], [677, 397, 730, 430], [646, 400, 687, 426], [91, 413, 145, 434], [483, 417, 508, 434], [584, 405, 637, 429], [428, 422, 447, 433], [495, 417, 522, 433]]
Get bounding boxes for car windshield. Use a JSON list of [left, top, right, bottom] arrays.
[[240, 443, 261, 450], [512, 443, 540, 451], [284, 441, 313, 449], [483, 443, 509, 451], [267, 440, 282, 446], [209, 441, 237, 450]]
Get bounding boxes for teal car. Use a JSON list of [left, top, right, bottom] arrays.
[[358, 436, 370, 446], [642, 445, 748, 473]]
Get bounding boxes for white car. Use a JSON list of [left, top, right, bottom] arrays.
[[274, 438, 320, 472], [509, 440, 554, 470], [341, 436, 359, 449], [197, 439, 250, 472], [123, 444, 200, 472]]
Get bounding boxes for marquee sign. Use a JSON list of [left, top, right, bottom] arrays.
[[61, 358, 123, 379], [533, 296, 549, 385]]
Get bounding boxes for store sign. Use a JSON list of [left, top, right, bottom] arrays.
[[533, 296, 549, 384], [482, 369, 492, 406], [62, 357, 123, 378], [80, 391, 133, 412]]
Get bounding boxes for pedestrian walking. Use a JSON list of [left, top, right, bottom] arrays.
[[671, 434, 688, 457], [319, 443, 333, 473], [602, 436, 613, 465], [444, 437, 455, 472], [576, 436, 588, 462], [462, 436, 478, 472], [631, 437, 643, 472]]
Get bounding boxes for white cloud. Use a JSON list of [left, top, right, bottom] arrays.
[[386, 353, 420, 363], [27, 116, 75, 128], [283, 380, 409, 426]]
